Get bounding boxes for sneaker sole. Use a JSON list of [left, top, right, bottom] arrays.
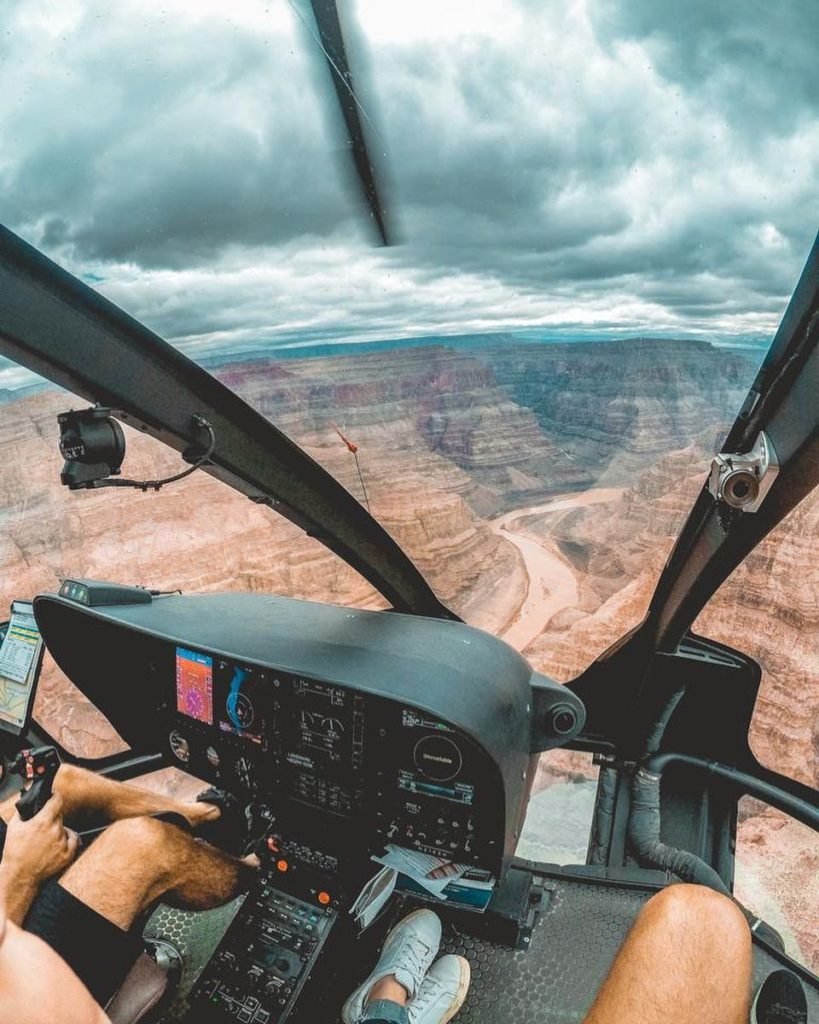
[[436, 957, 472, 1024], [750, 979, 808, 1024], [750, 983, 760, 1024], [341, 909, 441, 1024], [750, 982, 761, 1024]]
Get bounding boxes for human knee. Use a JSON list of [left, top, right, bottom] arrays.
[[94, 817, 188, 888], [53, 762, 84, 795], [645, 884, 750, 948], [102, 815, 176, 849], [95, 816, 182, 876]]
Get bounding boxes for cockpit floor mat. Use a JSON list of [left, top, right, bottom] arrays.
[[142, 873, 818, 1023], [315, 874, 819, 1024], [435, 875, 819, 1024]]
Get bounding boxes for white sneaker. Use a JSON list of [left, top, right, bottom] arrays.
[[407, 955, 471, 1024], [342, 909, 442, 1024]]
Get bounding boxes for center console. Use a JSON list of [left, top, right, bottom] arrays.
[[189, 858, 338, 1024]]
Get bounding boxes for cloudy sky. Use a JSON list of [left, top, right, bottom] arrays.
[[2, 0, 818, 371]]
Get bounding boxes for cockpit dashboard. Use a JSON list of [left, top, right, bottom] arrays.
[[33, 588, 583, 880], [30, 586, 585, 1023]]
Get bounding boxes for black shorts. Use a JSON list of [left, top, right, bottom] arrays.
[[0, 818, 142, 1007], [23, 876, 144, 1007]]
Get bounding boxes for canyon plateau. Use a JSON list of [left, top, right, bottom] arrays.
[[1, 335, 816, 970]]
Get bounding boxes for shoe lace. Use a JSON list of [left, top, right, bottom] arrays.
[[409, 970, 446, 1018], [399, 938, 433, 986]]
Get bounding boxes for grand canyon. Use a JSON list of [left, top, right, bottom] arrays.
[[1, 335, 816, 969]]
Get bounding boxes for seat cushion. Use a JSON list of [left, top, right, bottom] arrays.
[[105, 952, 169, 1024]]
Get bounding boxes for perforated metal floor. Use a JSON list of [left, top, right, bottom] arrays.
[[145, 871, 819, 1023], [437, 876, 819, 1024]]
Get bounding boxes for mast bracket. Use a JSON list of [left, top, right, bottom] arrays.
[[708, 430, 779, 513]]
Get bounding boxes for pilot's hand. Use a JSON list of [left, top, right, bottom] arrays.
[[2, 794, 79, 887]]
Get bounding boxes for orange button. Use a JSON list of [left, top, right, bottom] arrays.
[[276, 859, 289, 872], [317, 891, 331, 906]]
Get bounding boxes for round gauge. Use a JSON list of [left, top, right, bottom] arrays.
[[206, 746, 220, 769], [169, 730, 190, 764], [412, 734, 463, 782], [230, 692, 255, 730], [235, 755, 256, 794]]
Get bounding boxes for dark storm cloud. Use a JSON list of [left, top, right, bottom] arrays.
[[1, 0, 817, 363], [591, 0, 819, 135], [1, 6, 364, 266]]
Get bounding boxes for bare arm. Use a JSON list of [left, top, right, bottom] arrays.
[[0, 864, 40, 925], [0, 909, 110, 1023]]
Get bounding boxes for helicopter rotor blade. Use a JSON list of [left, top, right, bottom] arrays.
[[306, 0, 392, 245]]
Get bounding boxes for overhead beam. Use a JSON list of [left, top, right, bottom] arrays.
[[0, 225, 456, 621]]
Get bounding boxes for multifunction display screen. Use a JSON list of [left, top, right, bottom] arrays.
[[176, 647, 214, 725], [216, 661, 266, 746], [285, 679, 352, 770], [0, 603, 43, 733]]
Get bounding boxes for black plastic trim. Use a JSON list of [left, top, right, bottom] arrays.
[[0, 225, 455, 620]]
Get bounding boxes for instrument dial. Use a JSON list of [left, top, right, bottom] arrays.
[[412, 734, 463, 782], [169, 729, 190, 764], [235, 755, 257, 794]]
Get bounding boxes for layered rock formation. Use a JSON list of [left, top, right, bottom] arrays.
[[524, 435, 819, 791], [0, 362, 529, 755], [0, 337, 778, 763], [1, 334, 814, 965], [482, 339, 755, 486], [216, 346, 589, 517]]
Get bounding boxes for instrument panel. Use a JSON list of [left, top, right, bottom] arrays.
[[33, 588, 586, 883], [167, 646, 504, 870]]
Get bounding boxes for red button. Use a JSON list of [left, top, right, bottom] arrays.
[[317, 892, 331, 906], [277, 859, 289, 872]]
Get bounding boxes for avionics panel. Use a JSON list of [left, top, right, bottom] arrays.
[[168, 648, 504, 871], [33, 590, 586, 875]]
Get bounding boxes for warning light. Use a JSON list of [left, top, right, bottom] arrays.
[[267, 837, 280, 853], [317, 892, 331, 906], [276, 859, 289, 873]]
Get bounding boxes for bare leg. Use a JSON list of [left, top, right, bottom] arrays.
[[584, 884, 752, 1024], [368, 978, 408, 1006], [56, 816, 257, 930], [0, 763, 218, 829]]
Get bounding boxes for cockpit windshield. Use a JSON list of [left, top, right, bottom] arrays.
[[2, 0, 817, 712], [2, 0, 819, 980]]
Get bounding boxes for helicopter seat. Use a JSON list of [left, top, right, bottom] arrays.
[[104, 939, 181, 1024]]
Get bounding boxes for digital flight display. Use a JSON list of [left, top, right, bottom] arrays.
[[176, 647, 214, 725], [285, 679, 351, 770], [217, 661, 266, 745], [0, 603, 44, 734]]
